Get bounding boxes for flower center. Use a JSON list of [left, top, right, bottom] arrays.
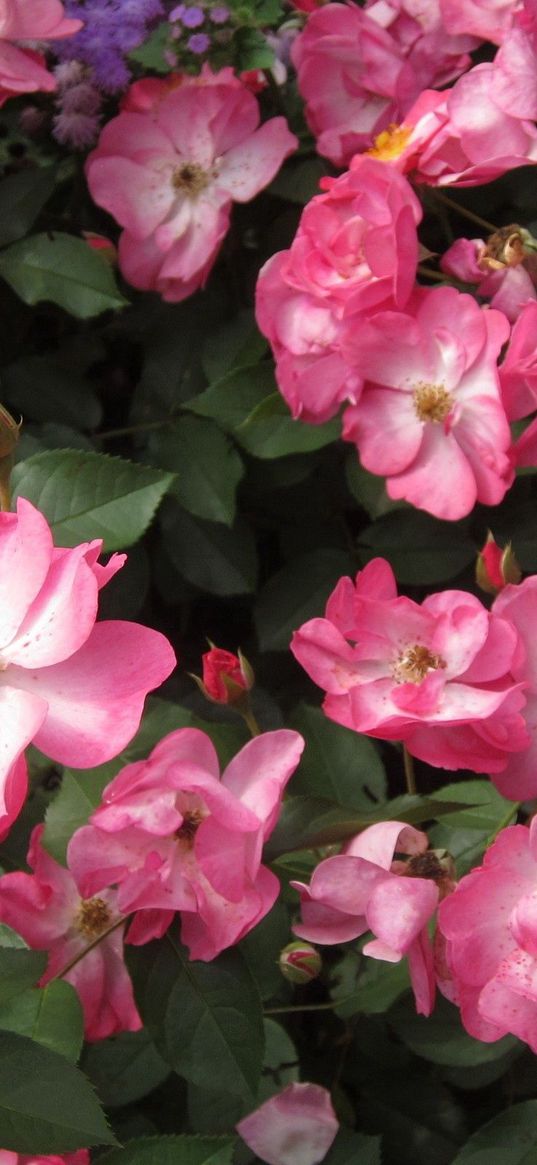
[[413, 381, 452, 423], [367, 123, 412, 161], [75, 897, 111, 939], [393, 644, 446, 684], [176, 809, 204, 846], [172, 162, 210, 196]]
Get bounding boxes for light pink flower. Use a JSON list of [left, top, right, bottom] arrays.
[[0, 0, 82, 108], [255, 156, 421, 423], [86, 67, 297, 303], [439, 0, 516, 44], [292, 821, 440, 1015], [0, 826, 141, 1041], [0, 1154, 88, 1165], [291, 1, 471, 167], [491, 578, 537, 799], [236, 1083, 339, 1165], [441, 235, 537, 323], [291, 558, 529, 775], [68, 729, 304, 961], [341, 286, 513, 519], [0, 497, 176, 826], [437, 820, 537, 1051], [498, 300, 537, 470]]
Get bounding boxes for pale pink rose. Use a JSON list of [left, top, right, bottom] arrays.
[[441, 237, 537, 324], [86, 68, 297, 303], [0, 0, 81, 108], [0, 1154, 89, 1165], [490, 578, 537, 799], [292, 821, 439, 1015], [68, 729, 304, 961], [500, 300, 537, 422], [255, 156, 421, 423], [291, 558, 529, 775], [439, 0, 516, 44], [236, 1083, 339, 1165], [341, 286, 513, 519], [0, 826, 140, 1041], [0, 498, 176, 826], [437, 820, 537, 1051], [291, 1, 473, 167]]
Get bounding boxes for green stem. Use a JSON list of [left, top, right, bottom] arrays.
[[95, 418, 174, 441], [430, 190, 497, 234], [51, 915, 128, 981], [240, 702, 261, 738], [403, 746, 417, 796], [264, 996, 354, 1015]]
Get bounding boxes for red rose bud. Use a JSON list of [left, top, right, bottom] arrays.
[[279, 941, 322, 984], [196, 646, 254, 705], [82, 231, 118, 266], [476, 533, 521, 595]]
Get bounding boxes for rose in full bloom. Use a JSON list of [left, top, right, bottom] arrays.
[[490, 577, 537, 799], [0, 497, 176, 827], [437, 820, 537, 1051], [341, 286, 513, 520], [68, 728, 304, 961], [292, 821, 443, 1015], [439, 0, 516, 44], [0, 0, 82, 107], [0, 826, 141, 1041], [256, 156, 421, 423], [236, 1083, 339, 1165], [86, 66, 297, 302], [291, 558, 529, 776]]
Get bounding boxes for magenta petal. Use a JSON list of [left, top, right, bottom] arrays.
[[236, 1083, 339, 1165], [221, 730, 304, 838]]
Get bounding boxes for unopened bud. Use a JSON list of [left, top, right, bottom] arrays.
[[82, 232, 117, 266], [279, 941, 322, 984], [191, 645, 254, 705], [476, 533, 521, 594]]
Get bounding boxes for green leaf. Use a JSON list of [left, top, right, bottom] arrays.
[[12, 449, 173, 549], [240, 903, 291, 1001], [201, 312, 267, 382], [130, 936, 264, 1102], [289, 703, 386, 810], [345, 455, 403, 519], [268, 156, 330, 205], [160, 499, 257, 595], [128, 23, 170, 71], [324, 1131, 382, 1165], [0, 950, 47, 1005], [429, 779, 517, 875], [0, 168, 56, 248], [82, 1030, 170, 1108], [149, 416, 244, 526], [4, 353, 102, 431], [330, 948, 411, 1018], [234, 26, 275, 69], [0, 232, 128, 317], [0, 926, 28, 950], [100, 1135, 235, 1165], [390, 994, 518, 1069], [43, 766, 117, 865], [0, 1030, 115, 1151], [236, 392, 340, 459], [185, 363, 272, 430], [0, 981, 84, 1063], [255, 549, 353, 652], [450, 1101, 537, 1164], [358, 511, 475, 584]]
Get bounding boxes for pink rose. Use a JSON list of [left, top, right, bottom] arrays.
[[439, 0, 516, 44], [291, 558, 529, 775], [0, 826, 140, 1041], [341, 286, 513, 519], [0, 0, 81, 108], [68, 728, 304, 961], [0, 1154, 88, 1165], [0, 498, 176, 827], [86, 67, 297, 303], [490, 577, 537, 799]]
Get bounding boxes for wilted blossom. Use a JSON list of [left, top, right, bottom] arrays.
[[256, 156, 422, 423], [236, 1083, 339, 1165], [68, 728, 304, 961], [86, 67, 297, 302], [341, 286, 513, 520], [291, 558, 529, 777], [441, 231, 537, 323], [0, 497, 176, 831], [0, 826, 141, 1041], [0, 0, 81, 107], [0, 1154, 89, 1165], [437, 820, 537, 1052], [292, 821, 443, 1014]]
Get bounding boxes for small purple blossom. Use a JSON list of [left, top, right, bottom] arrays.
[[182, 6, 205, 26], [58, 0, 165, 92], [169, 4, 186, 19], [187, 31, 210, 51], [210, 5, 229, 22]]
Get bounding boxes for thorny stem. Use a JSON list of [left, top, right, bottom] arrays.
[[431, 189, 498, 234], [403, 745, 417, 796], [52, 914, 128, 981]]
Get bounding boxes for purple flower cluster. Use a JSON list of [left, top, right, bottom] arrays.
[[57, 0, 165, 92], [169, 2, 230, 52]]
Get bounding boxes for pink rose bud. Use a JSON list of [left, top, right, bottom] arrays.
[[82, 231, 117, 266], [196, 645, 254, 704], [279, 940, 322, 983], [476, 533, 521, 594]]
